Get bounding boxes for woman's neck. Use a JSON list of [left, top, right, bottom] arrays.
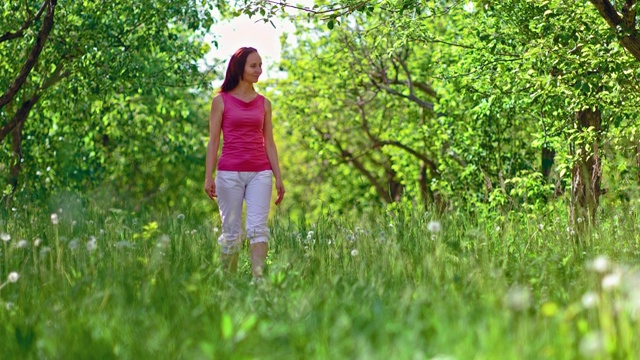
[[232, 81, 255, 95]]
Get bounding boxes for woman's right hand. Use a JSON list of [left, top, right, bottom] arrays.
[[204, 177, 217, 200]]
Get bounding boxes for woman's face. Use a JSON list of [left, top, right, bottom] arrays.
[[242, 52, 262, 83]]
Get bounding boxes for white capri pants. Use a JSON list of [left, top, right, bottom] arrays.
[[215, 170, 272, 254]]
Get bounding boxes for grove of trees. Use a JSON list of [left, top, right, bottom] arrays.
[[2, 0, 640, 222]]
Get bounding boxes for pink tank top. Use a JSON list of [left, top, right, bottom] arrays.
[[217, 92, 272, 172]]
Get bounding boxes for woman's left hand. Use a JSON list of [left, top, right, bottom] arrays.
[[275, 179, 285, 206]]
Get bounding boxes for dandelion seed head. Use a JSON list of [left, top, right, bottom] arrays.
[[577, 217, 583, 223], [39, 246, 51, 257], [581, 291, 598, 309], [7, 272, 19, 283], [537, 223, 544, 230], [588, 255, 610, 274], [158, 235, 170, 247], [427, 220, 442, 233], [0, 233, 10, 242], [177, 213, 185, 220], [33, 238, 41, 247], [495, 226, 501, 232], [602, 272, 622, 291], [16, 240, 27, 249], [86, 237, 97, 253], [5, 302, 14, 311], [50, 213, 59, 225], [504, 285, 531, 312], [68, 239, 79, 250], [350, 249, 359, 257], [579, 332, 605, 358]]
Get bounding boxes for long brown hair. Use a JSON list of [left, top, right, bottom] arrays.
[[220, 47, 258, 93]]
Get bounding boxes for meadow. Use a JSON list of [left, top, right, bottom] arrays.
[[0, 198, 639, 359]]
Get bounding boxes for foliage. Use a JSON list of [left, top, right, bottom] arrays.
[[0, 0, 225, 213], [1, 198, 640, 358]]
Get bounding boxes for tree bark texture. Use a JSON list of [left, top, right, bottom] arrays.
[[571, 108, 602, 225], [9, 121, 25, 193], [589, 0, 640, 62]]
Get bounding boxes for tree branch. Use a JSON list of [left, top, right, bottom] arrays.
[[0, 2, 47, 43], [589, 0, 640, 61], [0, 0, 56, 110], [0, 62, 68, 144], [622, 0, 637, 35]]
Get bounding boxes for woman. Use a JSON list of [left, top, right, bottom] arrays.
[[204, 47, 285, 279]]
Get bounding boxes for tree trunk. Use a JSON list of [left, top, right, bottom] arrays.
[[9, 121, 25, 192], [541, 146, 555, 181], [570, 108, 602, 226]]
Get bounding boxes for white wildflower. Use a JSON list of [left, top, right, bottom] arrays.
[[158, 235, 170, 247], [7, 272, 19, 283], [579, 332, 605, 358], [16, 240, 27, 249], [0, 233, 10, 242], [427, 220, 442, 233], [602, 272, 622, 291], [68, 239, 79, 250], [33, 238, 42, 247], [587, 256, 610, 274], [504, 285, 531, 312], [581, 291, 598, 309], [50, 213, 59, 225], [350, 249, 359, 257], [86, 237, 97, 253]]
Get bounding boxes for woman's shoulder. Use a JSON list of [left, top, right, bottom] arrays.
[[259, 94, 271, 107], [211, 93, 225, 110]]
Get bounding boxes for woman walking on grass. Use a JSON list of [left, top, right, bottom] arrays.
[[204, 47, 285, 279]]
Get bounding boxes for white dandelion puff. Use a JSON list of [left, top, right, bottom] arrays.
[[33, 238, 42, 247], [581, 291, 599, 309], [7, 272, 19, 283], [16, 240, 27, 249], [587, 256, 610, 274], [427, 220, 441, 233], [177, 213, 185, 220], [86, 237, 97, 253], [537, 223, 544, 231], [602, 272, 622, 291], [504, 285, 531, 312], [50, 213, 59, 225], [68, 239, 79, 250], [579, 332, 605, 358], [350, 249, 359, 257], [0, 233, 10, 242], [5, 302, 14, 311]]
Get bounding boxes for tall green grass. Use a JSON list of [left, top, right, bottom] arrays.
[[0, 198, 639, 359]]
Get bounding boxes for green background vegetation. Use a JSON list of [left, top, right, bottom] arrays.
[[1, 0, 640, 358]]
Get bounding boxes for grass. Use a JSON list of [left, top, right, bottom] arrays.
[[0, 198, 639, 359]]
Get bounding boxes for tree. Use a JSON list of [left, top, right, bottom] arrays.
[[1, 0, 224, 205]]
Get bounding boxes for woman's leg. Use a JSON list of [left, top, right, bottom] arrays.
[[245, 170, 273, 278], [215, 171, 245, 273]]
